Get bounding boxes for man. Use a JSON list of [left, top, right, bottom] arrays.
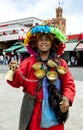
[[6, 21, 76, 130]]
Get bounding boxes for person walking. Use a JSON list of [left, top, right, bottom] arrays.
[[0, 54, 4, 65], [6, 20, 76, 130]]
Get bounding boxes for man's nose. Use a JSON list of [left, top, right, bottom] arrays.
[[42, 39, 46, 43]]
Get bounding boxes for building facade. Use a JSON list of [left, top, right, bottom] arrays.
[[0, 17, 43, 52]]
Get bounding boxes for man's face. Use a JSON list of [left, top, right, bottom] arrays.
[[37, 33, 52, 52]]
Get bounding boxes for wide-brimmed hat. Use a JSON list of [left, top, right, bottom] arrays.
[[24, 20, 66, 56]]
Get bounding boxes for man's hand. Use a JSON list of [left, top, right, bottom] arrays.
[[59, 96, 69, 113], [9, 60, 19, 71]]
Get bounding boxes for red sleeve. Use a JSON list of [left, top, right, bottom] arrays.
[[7, 57, 30, 89], [60, 58, 76, 105], [7, 56, 37, 91]]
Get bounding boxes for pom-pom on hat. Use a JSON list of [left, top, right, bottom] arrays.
[[24, 20, 66, 56]]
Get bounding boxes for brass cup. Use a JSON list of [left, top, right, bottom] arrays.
[[32, 62, 42, 70], [46, 71, 58, 81], [57, 66, 67, 75], [47, 59, 58, 68], [34, 69, 46, 79]]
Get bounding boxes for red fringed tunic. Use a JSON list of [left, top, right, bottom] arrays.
[[7, 55, 76, 130]]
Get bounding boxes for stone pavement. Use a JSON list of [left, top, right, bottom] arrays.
[[0, 73, 23, 130], [0, 70, 83, 130]]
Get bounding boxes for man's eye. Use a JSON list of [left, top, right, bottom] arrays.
[[39, 38, 43, 40], [45, 38, 50, 40], [38, 38, 50, 41]]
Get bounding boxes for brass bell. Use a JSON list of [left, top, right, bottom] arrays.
[[5, 70, 15, 81]]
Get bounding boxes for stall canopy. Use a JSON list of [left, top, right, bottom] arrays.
[[16, 46, 27, 53], [3, 44, 23, 52], [64, 42, 78, 51], [76, 43, 83, 51]]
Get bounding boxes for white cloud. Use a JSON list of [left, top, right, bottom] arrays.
[[0, 0, 83, 34]]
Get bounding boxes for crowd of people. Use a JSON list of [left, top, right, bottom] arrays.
[[0, 54, 16, 65], [0, 52, 30, 65], [0, 54, 9, 65]]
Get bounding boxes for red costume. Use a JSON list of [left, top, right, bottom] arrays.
[[7, 55, 76, 130]]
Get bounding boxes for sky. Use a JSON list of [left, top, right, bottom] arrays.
[[0, 0, 83, 34]]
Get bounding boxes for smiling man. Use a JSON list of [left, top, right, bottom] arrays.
[[6, 21, 76, 130]]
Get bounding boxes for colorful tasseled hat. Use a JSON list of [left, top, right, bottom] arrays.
[[24, 20, 66, 56]]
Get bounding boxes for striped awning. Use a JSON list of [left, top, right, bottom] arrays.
[[64, 42, 78, 51], [76, 43, 83, 51]]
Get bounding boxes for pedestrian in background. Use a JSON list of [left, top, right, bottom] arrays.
[[71, 56, 75, 67], [6, 20, 76, 130], [0, 54, 3, 65]]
